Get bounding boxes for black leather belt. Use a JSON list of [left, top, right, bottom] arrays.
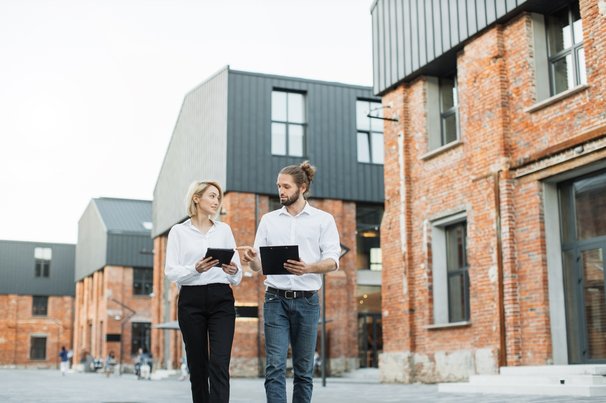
[[266, 287, 316, 299]]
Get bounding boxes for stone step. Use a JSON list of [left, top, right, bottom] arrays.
[[439, 382, 606, 397], [469, 374, 606, 386], [500, 364, 606, 376]]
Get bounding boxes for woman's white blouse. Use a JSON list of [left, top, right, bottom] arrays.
[[165, 219, 242, 287]]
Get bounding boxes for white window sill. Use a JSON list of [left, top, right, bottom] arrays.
[[421, 139, 464, 160], [426, 321, 472, 330], [525, 84, 589, 113]]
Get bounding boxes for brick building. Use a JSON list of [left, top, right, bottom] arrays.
[[72, 198, 154, 371], [151, 67, 385, 376], [0, 240, 75, 368], [370, 0, 606, 383]]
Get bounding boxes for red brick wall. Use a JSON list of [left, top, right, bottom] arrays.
[[380, 2, 606, 382], [73, 266, 153, 369], [0, 294, 73, 367]]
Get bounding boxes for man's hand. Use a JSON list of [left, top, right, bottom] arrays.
[[195, 256, 219, 273], [235, 246, 261, 271], [284, 259, 309, 276]]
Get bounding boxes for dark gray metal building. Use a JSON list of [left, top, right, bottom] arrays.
[[153, 67, 384, 237], [0, 240, 75, 296], [76, 198, 153, 280], [371, 0, 571, 94]]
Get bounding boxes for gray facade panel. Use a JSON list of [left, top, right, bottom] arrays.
[[106, 234, 153, 268], [226, 71, 384, 203], [75, 201, 107, 281], [76, 198, 153, 280], [0, 240, 75, 296], [371, 0, 555, 94], [153, 68, 229, 237]]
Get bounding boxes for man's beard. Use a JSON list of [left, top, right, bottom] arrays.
[[280, 189, 300, 206]]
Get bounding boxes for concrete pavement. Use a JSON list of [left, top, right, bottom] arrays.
[[1, 368, 604, 402]]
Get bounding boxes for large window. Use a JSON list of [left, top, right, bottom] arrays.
[[131, 322, 151, 355], [445, 222, 469, 322], [547, 2, 586, 95], [356, 100, 384, 164], [439, 77, 459, 146], [32, 296, 48, 316], [30, 336, 47, 360], [427, 75, 459, 151], [271, 90, 305, 156], [431, 214, 470, 325], [356, 204, 383, 271], [34, 247, 52, 278], [133, 267, 153, 296]]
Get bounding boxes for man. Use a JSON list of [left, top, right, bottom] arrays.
[[238, 161, 340, 403]]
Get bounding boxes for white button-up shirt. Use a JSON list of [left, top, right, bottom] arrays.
[[253, 202, 340, 291], [165, 219, 242, 287]]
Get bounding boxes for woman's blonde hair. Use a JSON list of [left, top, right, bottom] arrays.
[[185, 180, 223, 217]]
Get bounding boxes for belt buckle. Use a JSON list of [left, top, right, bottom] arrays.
[[284, 290, 295, 299]]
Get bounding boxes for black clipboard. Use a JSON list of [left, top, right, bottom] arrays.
[[204, 248, 235, 267], [260, 245, 299, 275]]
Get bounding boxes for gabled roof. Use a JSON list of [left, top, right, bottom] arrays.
[[93, 198, 152, 235]]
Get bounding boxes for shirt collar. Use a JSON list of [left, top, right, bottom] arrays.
[[184, 217, 217, 233], [279, 201, 313, 217]]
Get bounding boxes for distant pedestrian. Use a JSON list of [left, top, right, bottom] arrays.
[[104, 351, 117, 377], [59, 346, 69, 376]]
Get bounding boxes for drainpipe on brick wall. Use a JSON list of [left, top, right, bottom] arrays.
[[255, 194, 263, 377], [494, 171, 507, 367]]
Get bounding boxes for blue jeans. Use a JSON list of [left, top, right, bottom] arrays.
[[264, 291, 320, 403]]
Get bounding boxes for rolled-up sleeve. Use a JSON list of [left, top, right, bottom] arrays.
[[164, 227, 199, 285], [320, 215, 341, 269]]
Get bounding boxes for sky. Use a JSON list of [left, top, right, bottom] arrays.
[[0, 0, 374, 244]]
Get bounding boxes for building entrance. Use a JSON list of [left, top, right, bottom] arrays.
[[559, 171, 606, 363]]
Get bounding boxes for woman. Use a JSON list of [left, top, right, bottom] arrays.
[[165, 180, 242, 403]]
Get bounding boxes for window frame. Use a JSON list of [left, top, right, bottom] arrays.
[[271, 90, 306, 157], [430, 212, 471, 327], [131, 322, 151, 356], [34, 247, 52, 278], [546, 2, 586, 96], [132, 267, 153, 296], [30, 335, 47, 360], [356, 99, 384, 165], [32, 295, 49, 316], [426, 75, 460, 153]]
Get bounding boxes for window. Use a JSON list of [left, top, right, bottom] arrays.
[[356, 100, 384, 164], [546, 2, 586, 95], [30, 336, 47, 360], [235, 305, 259, 318], [356, 204, 383, 271], [445, 222, 469, 322], [427, 75, 459, 151], [131, 322, 151, 355], [32, 296, 48, 316], [34, 247, 52, 277], [271, 90, 305, 156], [133, 267, 153, 296], [431, 214, 470, 325]]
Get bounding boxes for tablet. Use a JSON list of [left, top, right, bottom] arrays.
[[260, 245, 299, 275], [204, 248, 235, 267]]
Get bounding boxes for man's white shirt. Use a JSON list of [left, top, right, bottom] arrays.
[[254, 202, 341, 291]]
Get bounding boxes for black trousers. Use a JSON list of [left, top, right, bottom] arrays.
[[178, 284, 236, 403]]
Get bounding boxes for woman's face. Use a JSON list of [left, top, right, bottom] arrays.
[[193, 185, 221, 216]]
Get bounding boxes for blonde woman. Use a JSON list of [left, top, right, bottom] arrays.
[[165, 180, 242, 403]]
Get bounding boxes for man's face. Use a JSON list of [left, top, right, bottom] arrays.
[[277, 174, 304, 206]]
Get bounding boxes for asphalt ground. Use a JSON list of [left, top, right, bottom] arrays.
[[0, 368, 603, 403]]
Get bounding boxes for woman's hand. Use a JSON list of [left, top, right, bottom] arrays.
[[222, 261, 239, 276], [195, 256, 219, 273]]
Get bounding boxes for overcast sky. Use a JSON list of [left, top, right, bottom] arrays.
[[0, 0, 374, 244]]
